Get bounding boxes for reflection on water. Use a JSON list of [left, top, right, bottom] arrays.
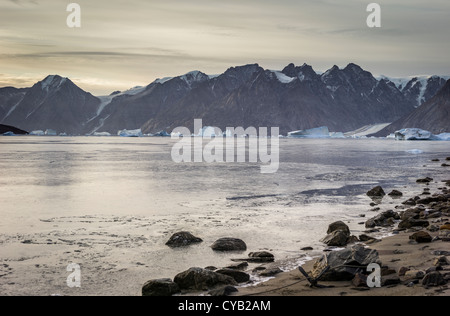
[[0, 136, 448, 295]]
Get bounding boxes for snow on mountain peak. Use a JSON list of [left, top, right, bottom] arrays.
[[40, 75, 67, 92]]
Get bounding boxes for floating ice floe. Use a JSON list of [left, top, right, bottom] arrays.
[[2, 131, 15, 136], [288, 126, 330, 138], [93, 132, 111, 137], [406, 149, 424, 154], [45, 129, 57, 136], [436, 133, 450, 141], [154, 130, 170, 137], [117, 129, 143, 137]]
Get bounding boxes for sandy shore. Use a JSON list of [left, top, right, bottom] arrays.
[[237, 177, 450, 297]]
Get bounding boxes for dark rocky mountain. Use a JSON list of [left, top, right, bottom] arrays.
[[375, 79, 450, 136], [1, 75, 100, 135], [0, 65, 448, 135], [0, 124, 28, 135]]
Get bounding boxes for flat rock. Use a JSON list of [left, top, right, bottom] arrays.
[[422, 271, 446, 287], [388, 190, 403, 197], [321, 230, 350, 247], [208, 286, 238, 297], [398, 218, 430, 230], [216, 269, 250, 283]]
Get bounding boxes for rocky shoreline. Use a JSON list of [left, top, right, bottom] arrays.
[[142, 158, 450, 297]]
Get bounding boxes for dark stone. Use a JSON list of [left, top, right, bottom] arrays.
[[382, 275, 401, 287], [422, 271, 446, 287], [208, 286, 238, 297], [398, 218, 430, 230], [402, 198, 417, 206], [327, 221, 351, 235], [301, 247, 314, 251], [312, 245, 380, 281], [416, 177, 433, 183], [365, 210, 399, 228], [359, 234, 377, 242], [388, 190, 403, 197], [216, 269, 250, 283], [174, 267, 237, 291], [321, 230, 350, 247], [248, 251, 275, 262], [409, 231, 432, 243], [367, 186, 385, 197], [352, 273, 369, 288], [165, 232, 203, 248], [142, 278, 180, 296], [211, 238, 247, 252], [259, 267, 283, 277], [398, 267, 410, 276], [225, 262, 248, 270]]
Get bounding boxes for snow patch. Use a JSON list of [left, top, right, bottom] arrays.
[[272, 71, 296, 84]]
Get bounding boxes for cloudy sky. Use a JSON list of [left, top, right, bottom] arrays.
[[1, 0, 449, 95]]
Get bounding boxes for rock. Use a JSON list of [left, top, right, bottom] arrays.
[[248, 251, 275, 262], [409, 231, 432, 243], [422, 271, 446, 287], [434, 256, 449, 267], [321, 230, 350, 247], [442, 163, 450, 167], [381, 275, 401, 287], [259, 267, 283, 277], [165, 232, 203, 248], [432, 250, 450, 256], [428, 225, 440, 232], [301, 247, 314, 251], [225, 262, 248, 270], [447, 157, 450, 161], [398, 267, 410, 277], [347, 235, 359, 244], [312, 245, 380, 281], [402, 198, 416, 206], [398, 218, 430, 230], [216, 269, 250, 283], [208, 286, 238, 297], [327, 221, 351, 235], [174, 267, 237, 291], [431, 159, 440, 162], [440, 224, 450, 231], [416, 177, 433, 183], [211, 238, 247, 252], [367, 186, 386, 197], [388, 190, 403, 197], [359, 234, 377, 242], [365, 210, 399, 228], [401, 208, 421, 221], [204, 266, 218, 271], [352, 273, 368, 288], [142, 278, 180, 296], [404, 270, 425, 280]]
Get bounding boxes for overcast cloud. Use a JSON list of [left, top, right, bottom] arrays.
[[0, 0, 449, 95]]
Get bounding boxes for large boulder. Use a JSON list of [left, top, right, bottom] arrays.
[[312, 245, 380, 281], [398, 218, 430, 230], [327, 221, 351, 235], [365, 210, 399, 228], [142, 278, 180, 296], [174, 267, 237, 291], [409, 231, 432, 243], [165, 232, 203, 248], [422, 272, 446, 287], [321, 230, 350, 247], [367, 186, 386, 197], [211, 238, 247, 252], [247, 251, 275, 263]]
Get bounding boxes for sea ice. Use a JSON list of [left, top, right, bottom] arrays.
[[93, 132, 111, 137], [30, 130, 45, 136], [117, 129, 143, 137], [436, 133, 450, 141]]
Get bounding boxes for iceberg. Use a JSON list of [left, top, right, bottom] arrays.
[[436, 133, 450, 141], [118, 129, 143, 137], [394, 128, 438, 141], [30, 130, 45, 136], [2, 131, 15, 136], [45, 129, 57, 136], [288, 126, 330, 138], [329, 132, 346, 139], [154, 130, 170, 137]]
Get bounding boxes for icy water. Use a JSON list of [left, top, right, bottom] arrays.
[[0, 136, 449, 296]]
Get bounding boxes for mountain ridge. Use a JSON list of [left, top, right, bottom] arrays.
[[1, 64, 449, 135]]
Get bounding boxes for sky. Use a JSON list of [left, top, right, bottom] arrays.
[[0, 0, 449, 95]]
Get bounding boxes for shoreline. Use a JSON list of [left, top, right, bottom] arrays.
[[236, 170, 450, 296]]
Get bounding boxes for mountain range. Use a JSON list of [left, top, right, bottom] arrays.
[[0, 63, 449, 135]]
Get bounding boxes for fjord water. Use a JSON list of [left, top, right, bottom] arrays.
[[0, 136, 448, 296]]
